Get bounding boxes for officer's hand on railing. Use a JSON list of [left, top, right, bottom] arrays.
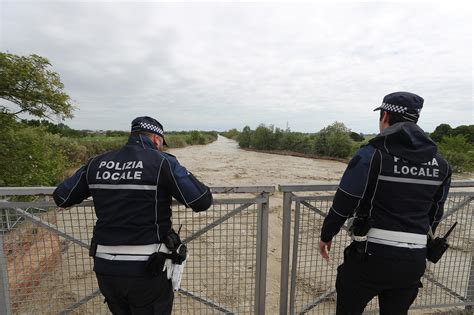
[[319, 240, 332, 261]]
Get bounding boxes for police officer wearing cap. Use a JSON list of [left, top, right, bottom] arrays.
[[53, 116, 213, 314], [319, 92, 452, 314]]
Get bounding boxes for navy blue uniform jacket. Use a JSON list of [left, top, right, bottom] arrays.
[[321, 122, 451, 244], [53, 134, 213, 275]]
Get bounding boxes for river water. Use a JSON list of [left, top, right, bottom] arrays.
[[168, 135, 346, 187], [169, 135, 347, 313]]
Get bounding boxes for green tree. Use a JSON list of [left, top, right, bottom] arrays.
[[251, 124, 274, 150], [221, 128, 240, 140], [280, 131, 313, 154], [430, 124, 452, 143], [238, 126, 252, 148], [438, 135, 474, 173], [0, 124, 67, 186], [314, 121, 352, 158], [188, 130, 206, 145], [452, 125, 474, 144], [0, 52, 74, 120], [349, 131, 365, 142]]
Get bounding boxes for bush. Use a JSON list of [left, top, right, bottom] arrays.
[[0, 126, 66, 186], [314, 122, 353, 158], [165, 135, 188, 148], [280, 131, 314, 154], [349, 132, 365, 142], [251, 125, 276, 150], [238, 126, 252, 148], [0, 114, 220, 187], [187, 130, 206, 145], [451, 125, 474, 144], [221, 128, 240, 140], [431, 124, 452, 143], [77, 136, 126, 158], [438, 135, 474, 173]]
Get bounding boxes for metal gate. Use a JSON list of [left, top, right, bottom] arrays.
[[279, 182, 474, 315], [0, 186, 273, 315]]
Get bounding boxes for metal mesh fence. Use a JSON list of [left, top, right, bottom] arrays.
[[172, 200, 259, 315], [0, 191, 268, 315], [289, 191, 474, 315]]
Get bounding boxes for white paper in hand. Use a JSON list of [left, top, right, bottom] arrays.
[[171, 256, 187, 291]]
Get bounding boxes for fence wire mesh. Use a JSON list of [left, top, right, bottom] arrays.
[[289, 190, 474, 315], [0, 191, 267, 315]]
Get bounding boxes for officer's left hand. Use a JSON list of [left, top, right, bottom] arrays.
[[163, 258, 173, 279], [319, 240, 332, 261]]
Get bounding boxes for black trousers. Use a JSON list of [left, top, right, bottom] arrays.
[[336, 242, 426, 315], [96, 272, 174, 315]]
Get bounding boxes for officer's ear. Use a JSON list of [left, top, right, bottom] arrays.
[[379, 111, 390, 131], [151, 134, 164, 150], [381, 111, 389, 123]]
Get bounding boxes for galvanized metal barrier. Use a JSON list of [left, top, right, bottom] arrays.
[[279, 181, 474, 315], [0, 186, 273, 315]]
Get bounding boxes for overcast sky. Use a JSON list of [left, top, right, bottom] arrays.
[[1, 1, 472, 133]]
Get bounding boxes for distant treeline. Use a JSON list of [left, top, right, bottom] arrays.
[[20, 119, 218, 148], [221, 122, 366, 160], [0, 115, 217, 186], [221, 122, 473, 173]]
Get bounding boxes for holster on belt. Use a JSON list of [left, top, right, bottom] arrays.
[[164, 229, 187, 264], [427, 222, 457, 264], [146, 229, 188, 276], [146, 252, 167, 276]]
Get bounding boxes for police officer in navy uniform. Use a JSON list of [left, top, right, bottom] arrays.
[[319, 92, 452, 314], [53, 116, 213, 315]]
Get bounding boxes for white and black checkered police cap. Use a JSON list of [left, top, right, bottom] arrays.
[[131, 116, 167, 145], [373, 92, 424, 122]]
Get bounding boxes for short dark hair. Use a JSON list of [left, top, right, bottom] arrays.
[[380, 110, 418, 125]]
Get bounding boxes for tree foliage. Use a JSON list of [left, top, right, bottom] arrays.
[[0, 52, 74, 120], [238, 126, 252, 148], [430, 124, 452, 143], [251, 124, 276, 150], [220, 128, 240, 140], [349, 131, 365, 142], [431, 123, 474, 145], [438, 135, 474, 173], [0, 125, 65, 186], [233, 122, 355, 159], [314, 122, 352, 158]]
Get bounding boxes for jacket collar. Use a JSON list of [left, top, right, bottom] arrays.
[[127, 134, 157, 150], [369, 122, 437, 163]]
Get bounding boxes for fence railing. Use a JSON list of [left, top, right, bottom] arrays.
[[1, 181, 474, 315], [0, 186, 274, 315], [279, 181, 474, 315]]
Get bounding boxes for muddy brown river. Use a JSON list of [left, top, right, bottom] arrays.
[[168, 135, 347, 314]]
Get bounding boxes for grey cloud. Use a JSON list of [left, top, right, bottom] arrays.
[[1, 2, 472, 133]]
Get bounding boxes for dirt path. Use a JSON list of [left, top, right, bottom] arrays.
[[168, 135, 347, 313]]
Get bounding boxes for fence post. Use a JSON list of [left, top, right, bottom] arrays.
[[288, 200, 301, 315], [466, 250, 474, 311], [280, 191, 293, 315], [0, 235, 11, 315], [255, 192, 270, 315]]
